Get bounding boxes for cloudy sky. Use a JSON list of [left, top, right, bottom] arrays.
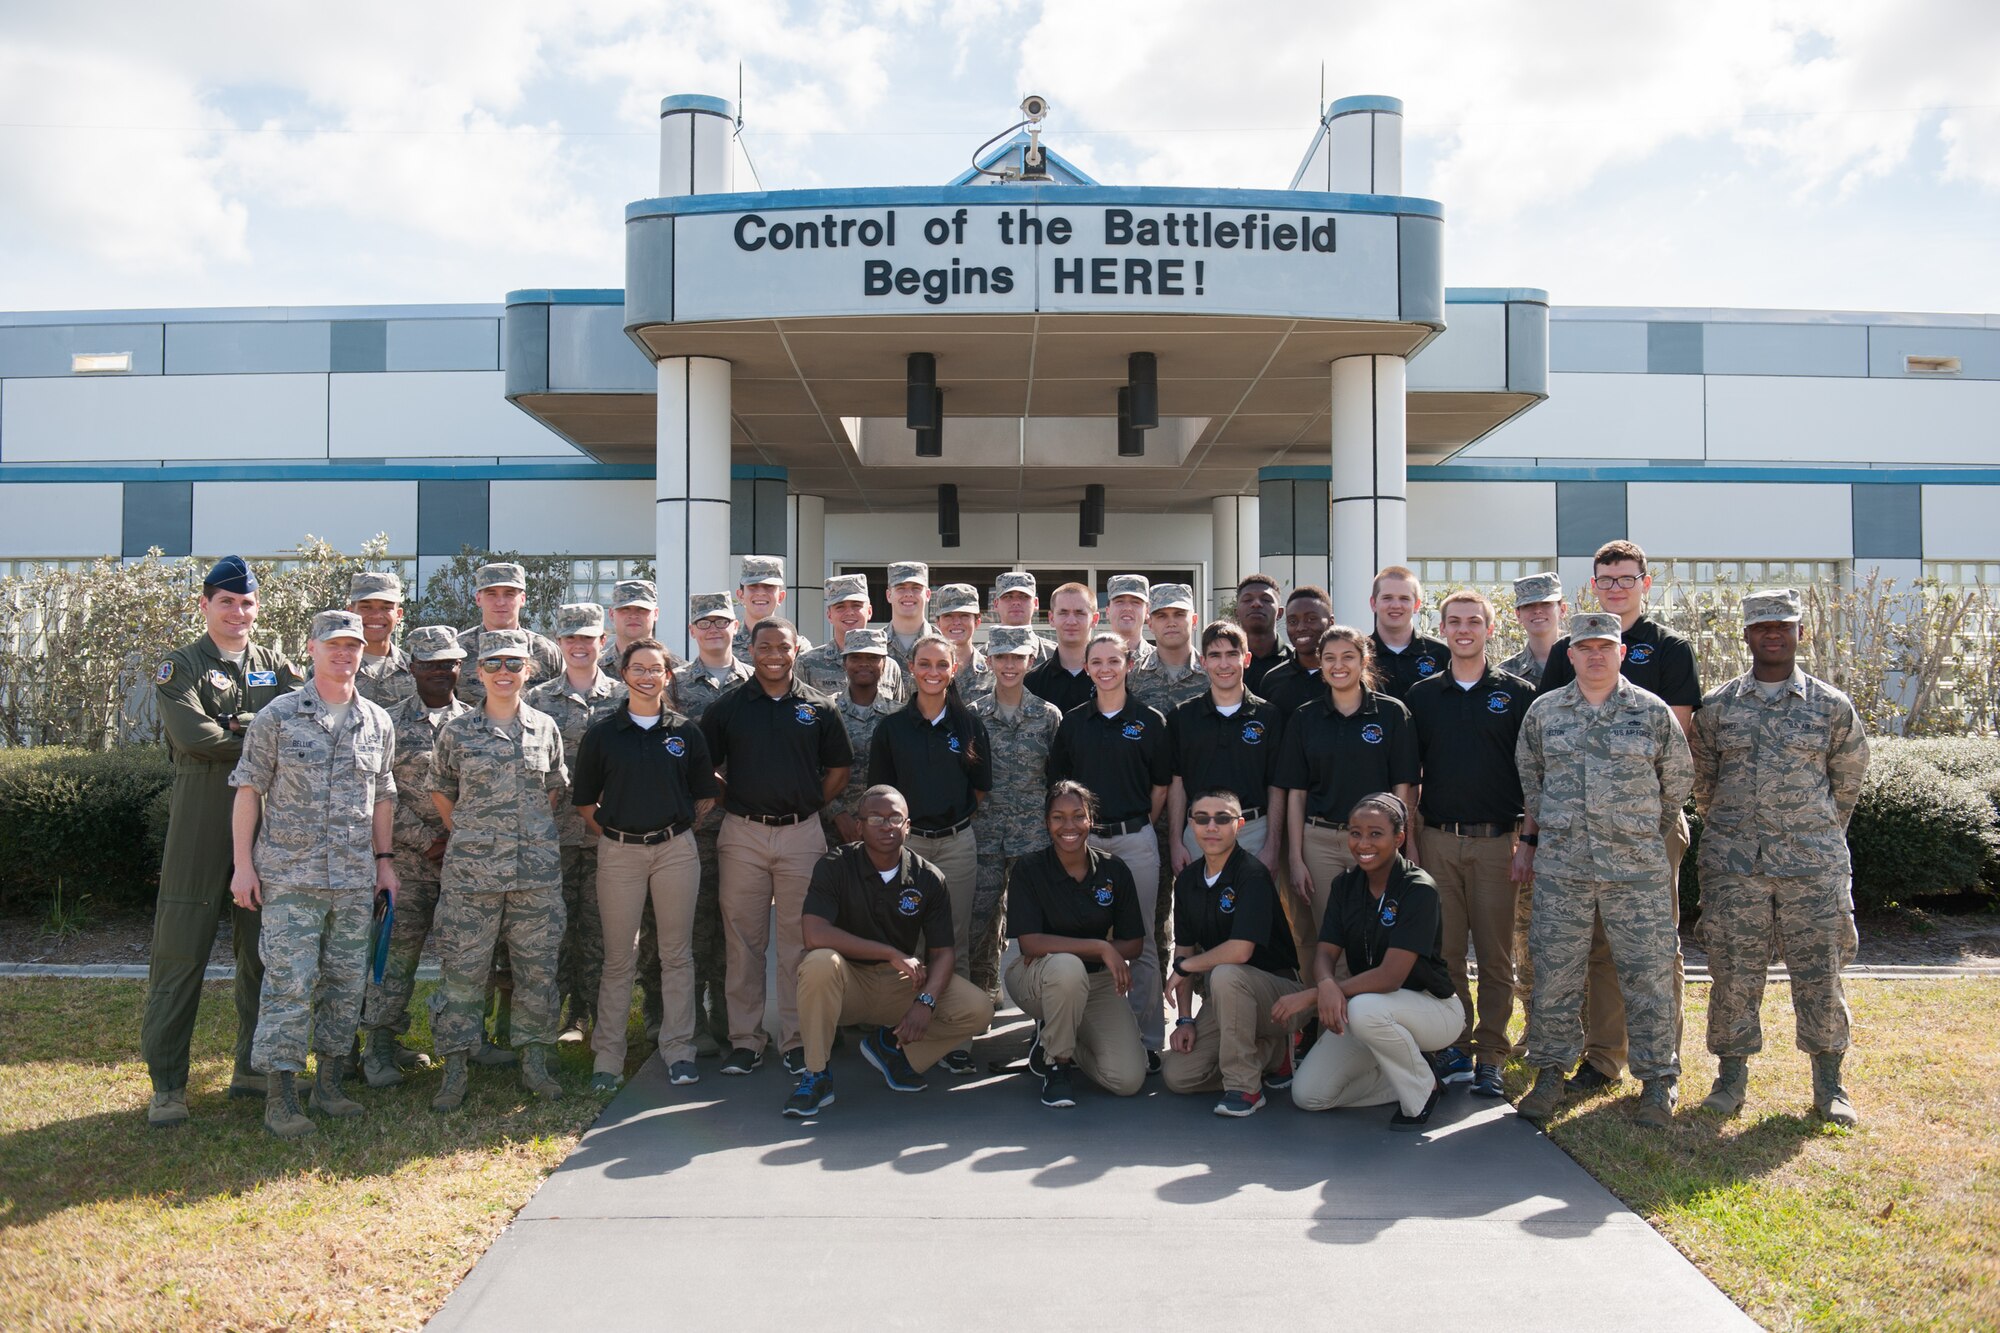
[[2, 0, 1996, 315]]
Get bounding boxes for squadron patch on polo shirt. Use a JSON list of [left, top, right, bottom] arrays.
[[794, 702, 818, 726], [1120, 719, 1145, 741], [1218, 885, 1237, 914], [1241, 720, 1266, 745], [897, 887, 924, 916], [1486, 691, 1512, 714], [665, 735, 687, 757], [1627, 643, 1655, 666], [1360, 723, 1385, 745]]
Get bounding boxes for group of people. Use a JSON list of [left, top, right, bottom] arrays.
[[140, 540, 1869, 1140]]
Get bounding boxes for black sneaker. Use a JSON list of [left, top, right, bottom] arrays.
[[860, 1027, 927, 1092], [1389, 1080, 1444, 1132], [1040, 1063, 1077, 1108], [1566, 1060, 1618, 1094], [939, 1049, 977, 1076], [783, 1069, 834, 1117], [1146, 1049, 1162, 1077], [720, 1046, 763, 1076], [1214, 1089, 1264, 1117], [780, 1047, 805, 1076], [1027, 1024, 1050, 1078], [1469, 1062, 1505, 1098]]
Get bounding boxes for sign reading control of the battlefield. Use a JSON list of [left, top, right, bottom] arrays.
[[652, 192, 1430, 324]]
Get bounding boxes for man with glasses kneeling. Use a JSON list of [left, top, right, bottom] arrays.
[[785, 787, 994, 1117]]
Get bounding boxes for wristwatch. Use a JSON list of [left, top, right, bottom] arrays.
[[374, 852, 395, 861], [1518, 833, 1539, 847], [1171, 958, 1191, 978], [916, 992, 937, 1010]]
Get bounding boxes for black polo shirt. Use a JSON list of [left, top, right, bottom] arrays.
[[1404, 663, 1534, 824], [1173, 847, 1296, 975], [1370, 631, 1449, 701], [699, 676, 854, 818], [867, 702, 993, 832], [1537, 614, 1702, 708], [1320, 857, 1454, 999], [572, 704, 719, 832], [1242, 641, 1293, 692], [1025, 654, 1096, 714], [1274, 691, 1419, 822], [1046, 695, 1171, 823], [1005, 845, 1144, 971], [1168, 691, 1284, 814], [802, 843, 953, 957], [1256, 659, 1323, 717]]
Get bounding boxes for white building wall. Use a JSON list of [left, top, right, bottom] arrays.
[[1464, 372, 1705, 460], [2, 373, 329, 461], [489, 479, 654, 554], [1407, 481, 1556, 555], [192, 481, 419, 554], [1921, 487, 1998, 560], [0, 483, 123, 556], [330, 371, 576, 458], [1627, 482, 1852, 558], [1704, 376, 2000, 465]]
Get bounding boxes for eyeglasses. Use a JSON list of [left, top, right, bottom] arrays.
[[861, 814, 908, 829], [1188, 812, 1241, 826], [478, 657, 528, 673], [625, 665, 669, 678], [1592, 574, 1643, 590]]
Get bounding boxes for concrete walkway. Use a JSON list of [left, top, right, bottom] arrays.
[[427, 1012, 1752, 1332]]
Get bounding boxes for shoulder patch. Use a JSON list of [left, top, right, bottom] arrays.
[[156, 660, 175, 684]]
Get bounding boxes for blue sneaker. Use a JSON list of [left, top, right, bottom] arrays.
[[1432, 1046, 1475, 1085], [860, 1027, 927, 1093], [783, 1069, 835, 1117]]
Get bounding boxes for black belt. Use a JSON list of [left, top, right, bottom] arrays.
[[731, 809, 811, 827], [909, 814, 975, 838], [1093, 815, 1151, 836], [1306, 816, 1348, 831], [1238, 806, 1266, 822], [601, 821, 691, 845], [1430, 820, 1515, 839]]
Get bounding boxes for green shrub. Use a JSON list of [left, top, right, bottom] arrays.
[[0, 746, 174, 914], [1876, 736, 2000, 782], [1845, 750, 1999, 909]]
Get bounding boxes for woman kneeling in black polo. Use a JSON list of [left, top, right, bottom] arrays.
[[1002, 781, 1147, 1108], [1277, 792, 1463, 1130]]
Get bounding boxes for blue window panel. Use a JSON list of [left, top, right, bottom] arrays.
[[1851, 483, 1922, 560], [417, 479, 490, 556], [1556, 481, 1627, 556], [123, 481, 193, 556], [1646, 323, 1703, 375], [330, 320, 388, 373], [387, 319, 499, 372], [165, 321, 332, 374]]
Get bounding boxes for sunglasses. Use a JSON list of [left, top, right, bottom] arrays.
[[478, 657, 528, 673], [1188, 812, 1241, 826]]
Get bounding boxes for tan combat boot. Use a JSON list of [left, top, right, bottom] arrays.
[[1633, 1076, 1679, 1128], [264, 1071, 316, 1139], [431, 1053, 470, 1114], [1812, 1052, 1858, 1127], [1515, 1066, 1567, 1124], [228, 1066, 267, 1099], [361, 1028, 405, 1088], [520, 1045, 563, 1101], [309, 1056, 365, 1118], [148, 1088, 189, 1130], [1701, 1056, 1749, 1116]]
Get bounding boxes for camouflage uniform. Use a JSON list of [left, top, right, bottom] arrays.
[[231, 669, 398, 1075], [355, 645, 415, 708], [1517, 671, 1694, 1081], [882, 621, 944, 675], [528, 659, 626, 1029], [670, 653, 754, 1042], [428, 698, 568, 1055], [361, 686, 470, 1037], [1499, 646, 1548, 689], [1694, 666, 1868, 1057], [797, 638, 906, 702], [1130, 585, 1207, 956], [991, 572, 1055, 666], [454, 625, 562, 705], [827, 689, 901, 832], [1505, 571, 1561, 1014], [1127, 652, 1207, 713], [730, 554, 811, 660], [969, 685, 1063, 991]]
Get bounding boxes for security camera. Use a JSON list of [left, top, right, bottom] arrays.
[[1020, 94, 1049, 123]]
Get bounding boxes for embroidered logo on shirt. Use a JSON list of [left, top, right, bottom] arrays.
[[246, 670, 277, 687], [664, 735, 687, 757], [1360, 723, 1385, 745], [1380, 898, 1400, 927], [1120, 720, 1145, 741], [1094, 883, 1115, 907], [1217, 885, 1237, 914], [1415, 655, 1437, 676], [156, 661, 174, 684], [1486, 691, 1512, 714], [206, 669, 232, 691], [1627, 643, 1655, 666], [946, 732, 962, 753], [1240, 720, 1265, 745], [793, 703, 818, 726], [897, 888, 924, 916]]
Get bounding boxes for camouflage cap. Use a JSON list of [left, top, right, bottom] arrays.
[[1107, 573, 1150, 602], [1148, 582, 1195, 613], [1513, 571, 1563, 606], [1568, 611, 1623, 644], [348, 569, 405, 604], [478, 628, 533, 659], [932, 583, 980, 616], [824, 573, 869, 605], [739, 555, 786, 586], [310, 609, 367, 643], [994, 571, 1038, 598], [986, 625, 1037, 657], [554, 602, 606, 637], [689, 591, 734, 622], [1742, 587, 1803, 626], [611, 579, 657, 609], [841, 626, 890, 657], [405, 624, 467, 661], [888, 560, 930, 588], [476, 562, 528, 591]]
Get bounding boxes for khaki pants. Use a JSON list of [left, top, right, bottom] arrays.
[[906, 826, 978, 971], [594, 831, 700, 1072], [1581, 813, 1688, 1078], [1003, 950, 1146, 1096], [1418, 826, 1519, 1065], [796, 949, 995, 1074], [1300, 822, 1356, 937], [1291, 988, 1465, 1116], [1161, 964, 1304, 1097], [1089, 826, 1164, 1050], [718, 815, 826, 1054]]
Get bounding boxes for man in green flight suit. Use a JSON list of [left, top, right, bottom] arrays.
[[143, 555, 303, 1128]]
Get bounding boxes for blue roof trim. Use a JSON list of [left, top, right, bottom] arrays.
[[660, 94, 735, 119], [627, 184, 1444, 221], [504, 289, 625, 306], [1446, 288, 1550, 305], [1257, 463, 2000, 485], [944, 132, 1101, 187], [1328, 95, 1403, 117], [0, 462, 651, 483]]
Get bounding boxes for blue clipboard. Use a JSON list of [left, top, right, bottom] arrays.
[[370, 888, 395, 985]]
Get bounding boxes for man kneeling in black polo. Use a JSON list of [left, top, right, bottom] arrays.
[[788, 787, 995, 1116]]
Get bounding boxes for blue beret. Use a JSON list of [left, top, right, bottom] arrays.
[[203, 554, 258, 595]]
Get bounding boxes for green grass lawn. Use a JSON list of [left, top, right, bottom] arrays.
[[1, 977, 1995, 1330]]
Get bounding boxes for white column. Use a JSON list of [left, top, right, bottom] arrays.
[[1329, 354, 1408, 628], [659, 94, 735, 195], [657, 357, 733, 658], [1211, 494, 1259, 619], [1325, 95, 1403, 194], [787, 492, 827, 631]]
